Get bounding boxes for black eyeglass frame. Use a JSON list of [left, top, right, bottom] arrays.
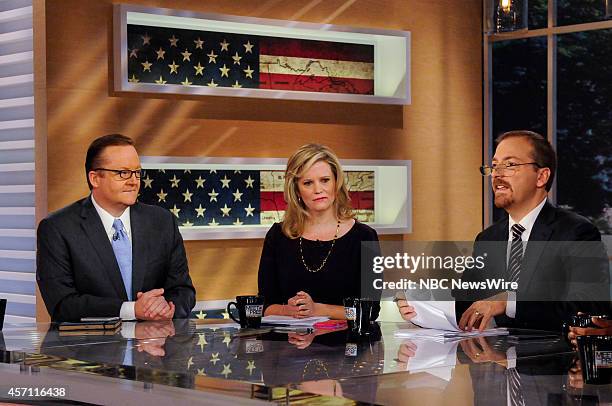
[[93, 168, 143, 180], [479, 162, 542, 176]]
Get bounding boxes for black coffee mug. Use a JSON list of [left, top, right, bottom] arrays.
[[0, 299, 6, 330], [344, 297, 376, 335], [562, 314, 609, 343], [227, 295, 264, 329], [577, 335, 612, 385]]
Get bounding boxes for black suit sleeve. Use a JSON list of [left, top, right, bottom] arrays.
[[257, 224, 284, 310], [36, 218, 123, 321], [162, 213, 196, 319]]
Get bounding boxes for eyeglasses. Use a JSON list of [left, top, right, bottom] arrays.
[[94, 168, 142, 180], [479, 162, 541, 176]]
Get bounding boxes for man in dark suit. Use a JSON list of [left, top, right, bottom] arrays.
[[37, 134, 196, 322], [454, 130, 608, 332]]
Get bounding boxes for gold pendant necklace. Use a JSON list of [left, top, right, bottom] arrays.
[[299, 220, 341, 273]]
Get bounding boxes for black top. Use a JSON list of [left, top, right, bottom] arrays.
[[257, 221, 380, 317]]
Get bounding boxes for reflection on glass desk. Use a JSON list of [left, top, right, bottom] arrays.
[[1, 321, 610, 405]]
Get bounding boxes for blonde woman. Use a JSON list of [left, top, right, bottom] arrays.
[[258, 144, 380, 320]]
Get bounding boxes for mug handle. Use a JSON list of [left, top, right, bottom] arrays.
[[227, 302, 241, 324]]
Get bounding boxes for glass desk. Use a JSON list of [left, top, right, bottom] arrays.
[[0, 321, 610, 405]]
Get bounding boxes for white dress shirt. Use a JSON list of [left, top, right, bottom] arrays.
[[90, 194, 136, 320], [505, 197, 547, 318]]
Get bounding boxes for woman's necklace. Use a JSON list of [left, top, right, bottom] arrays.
[[299, 220, 341, 273]]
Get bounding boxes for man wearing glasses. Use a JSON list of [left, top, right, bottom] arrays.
[[37, 134, 195, 322], [452, 130, 608, 332]]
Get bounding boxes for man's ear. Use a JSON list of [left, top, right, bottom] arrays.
[[88, 171, 100, 188], [536, 167, 550, 189]]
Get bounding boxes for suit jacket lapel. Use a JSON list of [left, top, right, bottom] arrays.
[[79, 197, 128, 300], [130, 203, 147, 296], [521, 202, 554, 291]]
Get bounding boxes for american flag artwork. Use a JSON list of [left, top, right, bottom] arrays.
[[127, 24, 374, 95], [138, 169, 374, 227]]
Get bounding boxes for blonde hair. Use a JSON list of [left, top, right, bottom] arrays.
[[282, 144, 353, 238]]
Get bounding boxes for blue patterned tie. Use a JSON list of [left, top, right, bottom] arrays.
[[111, 218, 132, 301]]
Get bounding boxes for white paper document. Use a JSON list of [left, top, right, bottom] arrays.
[[261, 315, 329, 327], [409, 300, 458, 331], [394, 327, 508, 342]]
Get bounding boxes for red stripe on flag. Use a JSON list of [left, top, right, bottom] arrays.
[[349, 191, 374, 210], [259, 37, 373, 63], [260, 191, 287, 212], [259, 73, 373, 95]]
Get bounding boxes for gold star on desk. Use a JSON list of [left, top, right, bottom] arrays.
[[233, 218, 243, 226], [157, 189, 167, 202], [181, 49, 192, 62], [142, 175, 153, 188], [207, 50, 218, 63], [170, 205, 180, 218], [243, 65, 254, 78], [207, 79, 218, 87], [141, 60, 152, 72], [197, 333, 208, 352], [195, 310, 207, 319], [243, 40, 254, 53], [170, 174, 180, 188], [234, 170, 241, 174], [220, 175, 231, 188], [141, 33, 151, 46], [187, 356, 194, 370], [194, 37, 204, 49], [208, 188, 219, 202], [220, 39, 230, 51], [222, 335, 231, 348], [231, 80, 242, 88], [195, 176, 206, 188], [219, 64, 230, 78], [182, 188, 193, 202], [232, 189, 243, 202], [156, 47, 165, 60], [194, 62, 204, 76], [129, 48, 138, 58], [222, 311, 230, 320], [184, 169, 191, 174], [158, 169, 166, 173], [182, 220, 193, 227], [168, 61, 179, 74], [209, 170, 217, 174], [221, 364, 232, 378], [244, 175, 255, 188], [246, 360, 256, 375], [197, 368, 206, 376], [155, 76, 167, 84], [208, 218, 219, 226], [169, 35, 179, 47], [210, 352, 220, 365], [244, 203, 255, 217], [181, 77, 192, 86], [220, 204, 231, 217], [128, 74, 139, 83], [195, 204, 206, 218], [232, 52, 242, 65]]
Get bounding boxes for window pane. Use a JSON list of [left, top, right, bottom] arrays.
[[529, 0, 548, 29], [491, 37, 547, 222], [557, 30, 612, 235], [557, 0, 607, 26]]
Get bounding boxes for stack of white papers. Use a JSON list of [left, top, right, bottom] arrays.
[[394, 327, 508, 342], [261, 315, 329, 327]]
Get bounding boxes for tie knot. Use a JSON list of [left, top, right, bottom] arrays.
[[112, 218, 125, 233], [511, 223, 525, 240]]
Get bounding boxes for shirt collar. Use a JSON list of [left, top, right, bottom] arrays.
[[508, 197, 547, 242], [90, 194, 131, 240]]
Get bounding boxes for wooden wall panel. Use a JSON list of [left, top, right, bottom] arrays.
[[40, 0, 483, 304]]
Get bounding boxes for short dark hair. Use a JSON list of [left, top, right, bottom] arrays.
[[85, 134, 135, 190], [495, 130, 556, 191]]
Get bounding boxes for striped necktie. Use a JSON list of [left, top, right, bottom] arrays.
[[508, 223, 526, 288], [507, 367, 525, 406]]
